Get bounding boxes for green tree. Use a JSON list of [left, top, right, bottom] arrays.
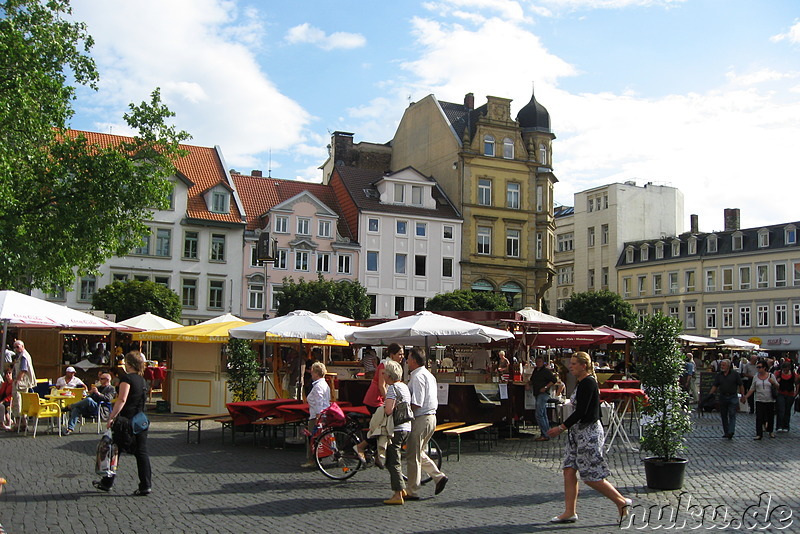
[[226, 338, 260, 402], [557, 290, 637, 329], [425, 289, 511, 312], [277, 275, 370, 320], [92, 280, 181, 323], [0, 0, 189, 291]]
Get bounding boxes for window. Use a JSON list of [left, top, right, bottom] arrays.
[[395, 296, 405, 316], [317, 252, 331, 273], [415, 222, 427, 237], [274, 249, 288, 270], [732, 232, 743, 251], [506, 183, 520, 209], [775, 264, 787, 287], [557, 233, 574, 252], [506, 229, 520, 258], [411, 186, 423, 206], [154, 228, 171, 257], [587, 227, 595, 247], [536, 185, 543, 212], [477, 226, 491, 255], [395, 254, 406, 274], [396, 221, 407, 235], [274, 216, 288, 233], [705, 307, 717, 329], [588, 269, 595, 288], [414, 255, 426, 276], [394, 184, 404, 203], [536, 232, 543, 259], [740, 266, 751, 290], [134, 275, 149, 282], [757, 265, 769, 288], [208, 280, 224, 309], [757, 305, 769, 327], [483, 135, 495, 156], [668, 272, 678, 294], [669, 306, 679, 319], [443, 225, 453, 240], [337, 254, 352, 275], [367, 251, 378, 272], [686, 306, 696, 329], [776, 304, 788, 326], [722, 268, 733, 290], [655, 242, 664, 259], [295, 250, 309, 271], [786, 226, 797, 245], [640, 244, 648, 261], [559, 267, 575, 285], [740, 306, 751, 328], [601, 225, 609, 246], [502, 137, 514, 159], [539, 143, 547, 165], [113, 274, 128, 282], [671, 240, 680, 257], [318, 220, 331, 238], [707, 235, 718, 253], [181, 279, 197, 307], [368, 294, 377, 315], [478, 179, 491, 206], [622, 277, 631, 297], [637, 275, 647, 296], [133, 232, 150, 255], [297, 217, 310, 235], [794, 262, 800, 286], [653, 274, 662, 295], [210, 234, 225, 261], [795, 304, 800, 326], [602, 267, 609, 288], [443, 258, 454, 278], [685, 270, 696, 292], [625, 247, 634, 263], [705, 269, 716, 291], [368, 218, 379, 232], [603, 195, 608, 209], [688, 237, 697, 255], [183, 231, 198, 259], [414, 297, 425, 311], [587, 197, 594, 212], [758, 229, 769, 248], [211, 191, 228, 213], [271, 285, 281, 310], [250, 245, 260, 267], [722, 307, 734, 328], [248, 280, 264, 310], [78, 276, 96, 302]]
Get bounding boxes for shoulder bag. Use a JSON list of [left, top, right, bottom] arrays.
[[392, 399, 414, 426], [131, 411, 150, 434]]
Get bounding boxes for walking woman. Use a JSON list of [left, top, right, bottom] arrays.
[[93, 351, 152, 495], [381, 360, 412, 505], [741, 360, 779, 439], [773, 361, 798, 432], [546, 351, 630, 524]]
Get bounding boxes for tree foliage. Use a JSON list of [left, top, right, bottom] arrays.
[[635, 312, 692, 461], [226, 338, 260, 402], [0, 0, 190, 291], [277, 275, 370, 320], [557, 290, 637, 329], [425, 289, 511, 312], [91, 280, 181, 323]]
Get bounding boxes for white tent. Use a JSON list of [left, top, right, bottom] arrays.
[[722, 338, 760, 350], [118, 312, 181, 331], [347, 311, 514, 346], [316, 310, 354, 323], [516, 307, 575, 324], [229, 310, 357, 342]]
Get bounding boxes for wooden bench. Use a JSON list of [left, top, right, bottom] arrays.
[[183, 413, 231, 444], [443, 423, 495, 461], [252, 417, 288, 448], [213, 416, 236, 444], [435, 421, 466, 433]]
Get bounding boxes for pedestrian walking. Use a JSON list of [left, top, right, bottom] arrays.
[[709, 359, 744, 439], [742, 361, 779, 439], [774, 361, 798, 432], [527, 356, 557, 441]]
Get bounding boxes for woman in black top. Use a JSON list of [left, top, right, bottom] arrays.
[[546, 352, 630, 524], [93, 351, 151, 495]]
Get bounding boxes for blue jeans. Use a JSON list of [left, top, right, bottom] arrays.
[[68, 397, 98, 430], [719, 394, 739, 436], [535, 392, 551, 436]]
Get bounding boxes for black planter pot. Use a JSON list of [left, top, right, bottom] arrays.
[[643, 457, 688, 490]]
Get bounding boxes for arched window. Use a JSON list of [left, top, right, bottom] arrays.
[[471, 279, 494, 292], [500, 281, 523, 309], [502, 138, 514, 159], [538, 143, 548, 164], [483, 135, 495, 156]]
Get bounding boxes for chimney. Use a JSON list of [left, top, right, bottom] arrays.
[[724, 208, 740, 231], [690, 214, 698, 233], [251, 170, 262, 177], [464, 92, 474, 110]]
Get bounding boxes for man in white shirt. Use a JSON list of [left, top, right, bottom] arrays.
[[56, 366, 86, 389], [303, 361, 330, 468], [405, 349, 447, 499]]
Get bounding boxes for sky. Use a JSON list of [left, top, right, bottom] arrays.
[[66, 0, 800, 232]]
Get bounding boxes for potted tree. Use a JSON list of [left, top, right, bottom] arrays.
[[226, 338, 260, 402], [635, 312, 692, 490]]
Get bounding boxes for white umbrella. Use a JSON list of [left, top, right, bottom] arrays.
[[722, 338, 760, 350], [198, 313, 244, 325], [229, 310, 357, 342], [316, 310, 354, 323], [118, 312, 181, 331], [516, 307, 575, 324], [346, 311, 514, 346], [73, 358, 102, 370], [0, 290, 133, 330]]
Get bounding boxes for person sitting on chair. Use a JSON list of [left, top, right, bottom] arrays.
[[63, 372, 116, 436], [56, 366, 86, 390]]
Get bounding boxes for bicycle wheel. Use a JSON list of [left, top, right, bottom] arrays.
[[401, 436, 443, 485], [314, 428, 362, 480]]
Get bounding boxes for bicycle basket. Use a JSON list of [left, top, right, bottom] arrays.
[[319, 402, 346, 427]]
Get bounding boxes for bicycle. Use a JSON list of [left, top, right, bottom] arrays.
[[312, 410, 442, 481]]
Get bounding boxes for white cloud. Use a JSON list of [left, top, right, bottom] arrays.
[[422, 0, 528, 22], [771, 21, 800, 44], [533, 0, 687, 11], [726, 68, 799, 86], [284, 23, 366, 51]]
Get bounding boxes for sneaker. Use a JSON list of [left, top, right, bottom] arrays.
[[300, 461, 315, 468], [770, 432, 775, 438], [753, 436, 762, 440], [92, 480, 112, 492], [62, 429, 73, 436]]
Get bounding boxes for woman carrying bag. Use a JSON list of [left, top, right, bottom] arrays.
[[93, 351, 152, 495], [382, 360, 413, 505]]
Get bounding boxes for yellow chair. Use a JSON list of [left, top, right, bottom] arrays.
[[21, 392, 61, 438]]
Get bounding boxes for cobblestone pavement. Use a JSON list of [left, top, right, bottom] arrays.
[[1, 410, 798, 533]]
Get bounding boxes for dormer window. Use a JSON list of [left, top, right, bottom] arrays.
[[671, 240, 680, 257], [394, 184, 405, 203], [707, 234, 718, 253], [688, 236, 697, 255], [655, 242, 664, 259], [625, 246, 634, 263], [411, 186, 423, 206], [785, 225, 797, 245], [732, 232, 743, 251], [640, 244, 649, 261], [210, 190, 229, 214], [483, 135, 495, 157], [502, 138, 514, 159], [758, 229, 770, 248]]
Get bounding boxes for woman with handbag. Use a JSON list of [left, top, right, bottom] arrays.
[[382, 360, 413, 505], [93, 351, 152, 495], [741, 360, 779, 439]]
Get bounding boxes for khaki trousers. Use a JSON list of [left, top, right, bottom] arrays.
[[406, 413, 444, 495]]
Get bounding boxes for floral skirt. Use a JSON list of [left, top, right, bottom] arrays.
[[562, 420, 610, 482]]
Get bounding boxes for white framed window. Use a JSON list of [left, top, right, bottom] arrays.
[[415, 222, 427, 237], [367, 218, 379, 232], [442, 258, 454, 278], [316, 252, 331, 273], [671, 240, 680, 257], [337, 254, 352, 275], [722, 307, 734, 328], [601, 225, 609, 246], [588, 227, 595, 247], [443, 225, 453, 240], [653, 274, 662, 295], [622, 277, 631, 297], [366, 251, 378, 272], [732, 232, 743, 251], [625, 247, 634, 263], [414, 255, 426, 276], [705, 269, 716, 291], [297, 217, 310, 235], [794, 304, 800, 326], [740, 306, 751, 328], [295, 250, 309, 271], [210, 234, 225, 262], [538, 143, 547, 165], [271, 284, 282, 311], [133, 231, 151, 255], [478, 179, 491, 206], [502, 137, 514, 159], [668, 272, 678, 294], [211, 191, 228, 213], [274, 249, 288, 270], [786, 225, 797, 245], [757, 264, 769, 288], [477, 226, 491, 255], [396, 220, 407, 235], [506, 229, 520, 258], [506, 182, 520, 209], [587, 197, 594, 213], [722, 268, 733, 290], [688, 237, 697, 255], [248, 278, 264, 310], [318, 220, 332, 238], [638, 275, 647, 296], [395, 253, 406, 274], [483, 135, 495, 156], [250, 245, 260, 267], [758, 229, 770, 248], [757, 305, 769, 327], [707, 235, 718, 253], [78, 275, 96, 302], [411, 186, 423, 206], [655, 242, 664, 259], [793, 261, 800, 286], [558, 233, 574, 252], [559, 267, 575, 285], [775, 264, 787, 287], [685, 306, 696, 329], [183, 231, 198, 259], [155, 228, 171, 257], [740, 266, 751, 290], [640, 244, 648, 261], [536, 184, 543, 212], [776, 304, 788, 326], [685, 270, 696, 292], [705, 307, 717, 329], [588, 269, 595, 288], [394, 184, 405, 203], [274, 216, 288, 234], [181, 278, 197, 307], [208, 280, 224, 309]]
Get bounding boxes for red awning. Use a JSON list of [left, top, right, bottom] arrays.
[[525, 330, 616, 348]]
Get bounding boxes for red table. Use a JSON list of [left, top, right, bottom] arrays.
[[604, 379, 640, 389], [599, 388, 647, 451], [275, 401, 353, 420], [226, 399, 302, 426]]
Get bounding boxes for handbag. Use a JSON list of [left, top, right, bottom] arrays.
[[131, 411, 150, 434], [392, 400, 414, 426]]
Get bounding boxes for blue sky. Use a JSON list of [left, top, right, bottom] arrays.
[[67, 0, 800, 231]]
